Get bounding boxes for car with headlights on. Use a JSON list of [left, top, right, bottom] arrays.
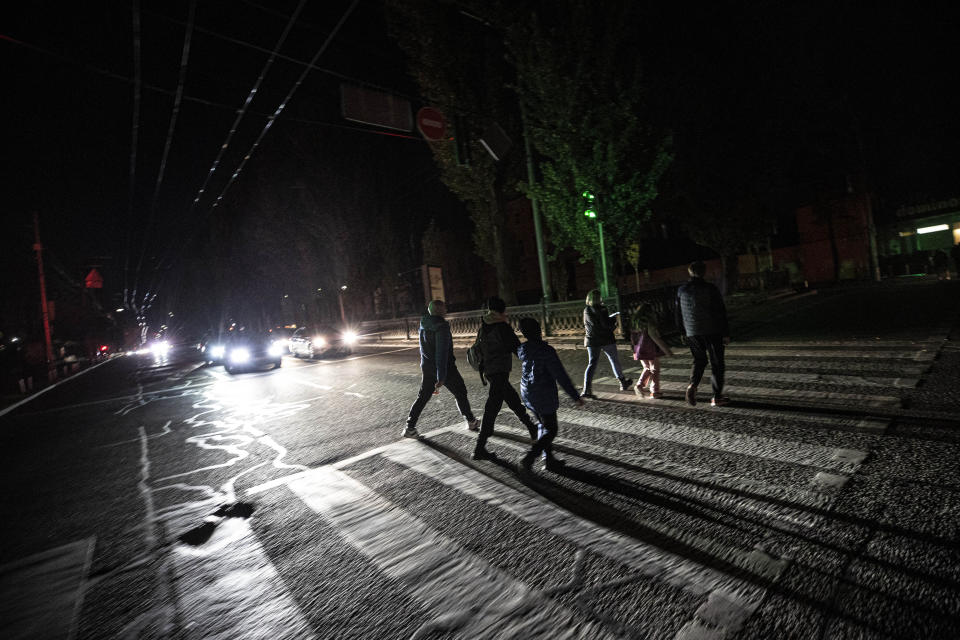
[[223, 332, 285, 374], [288, 325, 358, 359], [199, 333, 227, 365]]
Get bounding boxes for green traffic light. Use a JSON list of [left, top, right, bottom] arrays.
[[584, 208, 596, 218], [581, 190, 595, 201]]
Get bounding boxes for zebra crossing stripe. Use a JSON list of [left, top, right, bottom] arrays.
[[590, 382, 899, 408], [556, 410, 867, 473], [287, 464, 622, 639], [727, 340, 941, 348], [716, 347, 935, 361], [628, 366, 917, 389], [380, 443, 780, 640], [168, 518, 317, 639]]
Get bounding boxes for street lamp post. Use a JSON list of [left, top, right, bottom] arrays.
[[338, 285, 347, 325]]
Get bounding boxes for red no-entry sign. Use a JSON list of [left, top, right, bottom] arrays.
[[416, 107, 446, 141]]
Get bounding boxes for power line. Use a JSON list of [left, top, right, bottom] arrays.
[[209, 0, 362, 211], [186, 0, 309, 215], [134, 0, 197, 296], [143, 7, 414, 101], [139, 0, 312, 311], [123, 0, 142, 311], [143, 0, 363, 313]]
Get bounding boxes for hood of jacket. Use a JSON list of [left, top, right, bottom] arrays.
[[482, 310, 508, 325], [420, 312, 446, 331]]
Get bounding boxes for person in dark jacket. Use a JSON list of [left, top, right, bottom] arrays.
[[581, 289, 632, 398], [517, 318, 583, 471], [473, 296, 540, 460], [403, 300, 480, 438], [675, 261, 730, 407]]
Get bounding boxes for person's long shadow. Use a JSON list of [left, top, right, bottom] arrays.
[[483, 431, 960, 597]]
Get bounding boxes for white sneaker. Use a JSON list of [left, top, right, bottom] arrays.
[[401, 425, 420, 439], [466, 418, 480, 431]]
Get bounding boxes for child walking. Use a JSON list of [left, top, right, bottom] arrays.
[[517, 318, 583, 472], [630, 303, 674, 399]]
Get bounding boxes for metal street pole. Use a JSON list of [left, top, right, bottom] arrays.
[[521, 108, 552, 304], [32, 212, 55, 380], [598, 220, 609, 300]]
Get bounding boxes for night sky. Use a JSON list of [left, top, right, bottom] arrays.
[[4, 1, 958, 333]]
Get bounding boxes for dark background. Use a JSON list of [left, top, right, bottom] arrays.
[[4, 1, 958, 338]]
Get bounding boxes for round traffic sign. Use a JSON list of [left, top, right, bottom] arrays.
[[416, 107, 446, 141]]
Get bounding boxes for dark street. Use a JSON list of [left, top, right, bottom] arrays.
[[2, 281, 959, 638]]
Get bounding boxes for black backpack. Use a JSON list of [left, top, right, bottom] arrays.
[[466, 326, 488, 386]]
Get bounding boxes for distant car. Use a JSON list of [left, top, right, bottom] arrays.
[[288, 326, 358, 359], [223, 332, 285, 374], [199, 335, 227, 365]]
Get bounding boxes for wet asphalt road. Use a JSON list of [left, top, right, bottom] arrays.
[[1, 280, 959, 639]]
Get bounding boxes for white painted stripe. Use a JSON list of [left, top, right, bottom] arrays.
[[0, 357, 116, 419], [722, 348, 935, 361], [556, 409, 866, 472], [592, 382, 899, 407], [289, 465, 621, 639], [602, 367, 918, 388], [0, 538, 95, 640], [732, 340, 941, 348], [631, 367, 917, 389], [382, 443, 795, 591], [163, 519, 317, 639], [245, 424, 464, 496]]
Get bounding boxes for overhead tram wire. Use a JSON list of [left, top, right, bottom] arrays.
[[138, 0, 310, 313], [207, 0, 362, 211], [143, 8, 415, 101], [142, 0, 362, 312], [0, 33, 419, 137], [137, 0, 309, 313], [123, 0, 142, 312], [132, 0, 196, 305], [183, 0, 308, 216]]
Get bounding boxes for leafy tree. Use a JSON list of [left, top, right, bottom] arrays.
[[386, 1, 525, 304], [504, 0, 672, 293]]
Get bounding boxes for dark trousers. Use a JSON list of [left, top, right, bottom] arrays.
[[477, 372, 537, 447], [529, 411, 559, 460], [407, 363, 474, 427], [687, 334, 726, 397]]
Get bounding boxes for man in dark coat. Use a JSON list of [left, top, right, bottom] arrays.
[[517, 318, 583, 471], [403, 300, 480, 438], [675, 261, 730, 407], [473, 296, 540, 460]]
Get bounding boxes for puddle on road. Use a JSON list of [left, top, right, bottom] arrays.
[[178, 501, 256, 546]]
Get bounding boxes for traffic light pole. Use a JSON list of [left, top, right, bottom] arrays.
[[597, 220, 609, 300]]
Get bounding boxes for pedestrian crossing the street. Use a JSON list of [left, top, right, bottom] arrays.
[[163, 333, 952, 637], [241, 387, 890, 638]]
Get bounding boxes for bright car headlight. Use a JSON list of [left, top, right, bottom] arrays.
[[210, 345, 225, 359], [342, 330, 358, 345], [268, 342, 284, 357], [230, 347, 250, 363], [312, 336, 327, 348], [151, 341, 170, 355]]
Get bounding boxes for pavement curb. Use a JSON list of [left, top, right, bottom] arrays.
[[0, 357, 118, 419]]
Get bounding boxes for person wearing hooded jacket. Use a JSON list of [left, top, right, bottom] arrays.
[[517, 318, 583, 471], [402, 299, 480, 438], [473, 296, 540, 460], [581, 289, 633, 398]]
